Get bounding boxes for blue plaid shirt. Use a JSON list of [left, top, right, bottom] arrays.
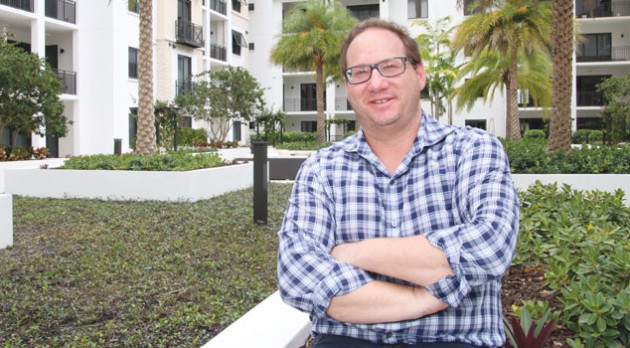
[[277, 114, 519, 347]]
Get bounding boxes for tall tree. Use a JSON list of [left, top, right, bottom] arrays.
[[414, 17, 459, 124], [597, 75, 630, 144], [453, 47, 551, 117], [175, 67, 266, 143], [135, 0, 157, 154], [0, 38, 68, 149], [270, 0, 357, 144], [546, 0, 574, 153], [452, 0, 551, 140]]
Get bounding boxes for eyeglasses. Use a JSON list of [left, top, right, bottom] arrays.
[[343, 57, 414, 85]]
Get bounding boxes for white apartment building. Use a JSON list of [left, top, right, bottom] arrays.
[[1, 0, 628, 157]]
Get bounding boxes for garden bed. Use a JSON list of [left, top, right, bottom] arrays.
[[3, 162, 253, 202]]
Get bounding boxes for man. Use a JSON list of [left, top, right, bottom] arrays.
[[277, 18, 519, 348]]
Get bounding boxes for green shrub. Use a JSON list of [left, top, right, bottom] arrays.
[[516, 183, 630, 346], [501, 138, 630, 174], [274, 141, 331, 151], [178, 128, 208, 146], [524, 129, 546, 139], [281, 132, 316, 143], [572, 129, 591, 144], [589, 130, 603, 142], [61, 152, 226, 171]]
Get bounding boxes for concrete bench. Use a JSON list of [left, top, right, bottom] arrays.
[[0, 194, 12, 249], [201, 291, 310, 348]]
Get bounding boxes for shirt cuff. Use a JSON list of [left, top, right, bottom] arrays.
[[310, 262, 373, 319]]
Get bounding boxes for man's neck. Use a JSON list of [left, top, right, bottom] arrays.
[[363, 116, 422, 176]]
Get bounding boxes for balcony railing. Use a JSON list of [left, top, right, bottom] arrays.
[[576, 91, 604, 107], [175, 79, 193, 96], [45, 0, 76, 24], [577, 0, 630, 18], [0, 0, 33, 12], [53, 68, 76, 95], [210, 43, 227, 61], [210, 0, 227, 15], [577, 46, 630, 62], [175, 20, 204, 48], [284, 98, 326, 112]]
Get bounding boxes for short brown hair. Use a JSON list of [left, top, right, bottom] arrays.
[[340, 18, 422, 72]]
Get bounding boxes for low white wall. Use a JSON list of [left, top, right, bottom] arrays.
[[202, 291, 310, 348], [0, 194, 12, 249], [0, 159, 66, 193], [4, 163, 253, 202], [512, 174, 630, 206]]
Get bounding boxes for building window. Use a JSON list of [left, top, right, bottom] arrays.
[[128, 0, 139, 13], [232, 0, 241, 12], [232, 30, 247, 55], [348, 4, 379, 21], [578, 33, 612, 62], [301, 121, 317, 133], [233, 121, 242, 141], [408, 0, 428, 19], [177, 55, 192, 95], [128, 47, 138, 79], [465, 119, 487, 130]]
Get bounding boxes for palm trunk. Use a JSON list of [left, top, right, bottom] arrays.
[[507, 43, 521, 140], [136, 0, 157, 154], [547, 0, 573, 153], [315, 60, 326, 144]]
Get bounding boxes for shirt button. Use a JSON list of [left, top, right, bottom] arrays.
[[390, 220, 398, 227]]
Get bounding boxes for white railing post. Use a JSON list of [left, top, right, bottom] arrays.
[[0, 193, 12, 249]]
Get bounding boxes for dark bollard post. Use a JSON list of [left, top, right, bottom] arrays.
[[252, 141, 268, 224]]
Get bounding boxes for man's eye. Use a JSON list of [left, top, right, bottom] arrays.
[[354, 67, 369, 76]]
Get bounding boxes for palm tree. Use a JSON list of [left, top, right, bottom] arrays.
[[453, 47, 552, 116], [270, 0, 357, 144], [452, 0, 551, 140], [134, 0, 157, 154], [547, 0, 574, 153], [414, 17, 459, 124]]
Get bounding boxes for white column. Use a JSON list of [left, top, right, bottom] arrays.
[[0, 194, 13, 249], [30, 0, 48, 149]]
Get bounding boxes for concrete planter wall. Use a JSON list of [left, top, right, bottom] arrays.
[[3, 163, 253, 202], [0, 194, 12, 249]]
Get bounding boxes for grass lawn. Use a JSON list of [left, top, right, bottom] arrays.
[[0, 183, 294, 347]]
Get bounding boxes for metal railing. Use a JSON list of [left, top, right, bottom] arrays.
[[283, 98, 327, 112], [576, 91, 604, 107], [210, 43, 226, 61], [175, 20, 204, 48], [577, 46, 630, 62], [45, 0, 76, 24], [210, 0, 227, 15], [0, 0, 33, 12], [175, 79, 193, 96], [53, 68, 76, 95], [577, 0, 630, 18]]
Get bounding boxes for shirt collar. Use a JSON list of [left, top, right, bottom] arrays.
[[337, 111, 455, 156]]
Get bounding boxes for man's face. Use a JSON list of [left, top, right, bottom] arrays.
[[344, 28, 426, 133]]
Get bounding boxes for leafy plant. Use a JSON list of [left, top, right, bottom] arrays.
[[60, 152, 227, 171], [504, 306, 555, 348]]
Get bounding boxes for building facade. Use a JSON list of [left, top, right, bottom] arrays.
[[1, 0, 628, 156]]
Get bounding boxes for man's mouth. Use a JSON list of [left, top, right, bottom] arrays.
[[373, 98, 390, 104]]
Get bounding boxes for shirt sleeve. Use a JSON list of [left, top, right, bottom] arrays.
[[277, 157, 373, 319], [424, 133, 519, 308]]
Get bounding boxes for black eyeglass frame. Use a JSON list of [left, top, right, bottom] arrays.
[[343, 56, 416, 85]]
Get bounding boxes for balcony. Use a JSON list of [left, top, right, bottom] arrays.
[[0, 0, 33, 12], [577, 46, 630, 62], [175, 20, 204, 48], [284, 98, 326, 112], [210, 0, 227, 16], [45, 0, 76, 24], [175, 80, 193, 97], [576, 91, 604, 107], [577, 0, 630, 18], [210, 43, 227, 61], [53, 68, 76, 95]]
